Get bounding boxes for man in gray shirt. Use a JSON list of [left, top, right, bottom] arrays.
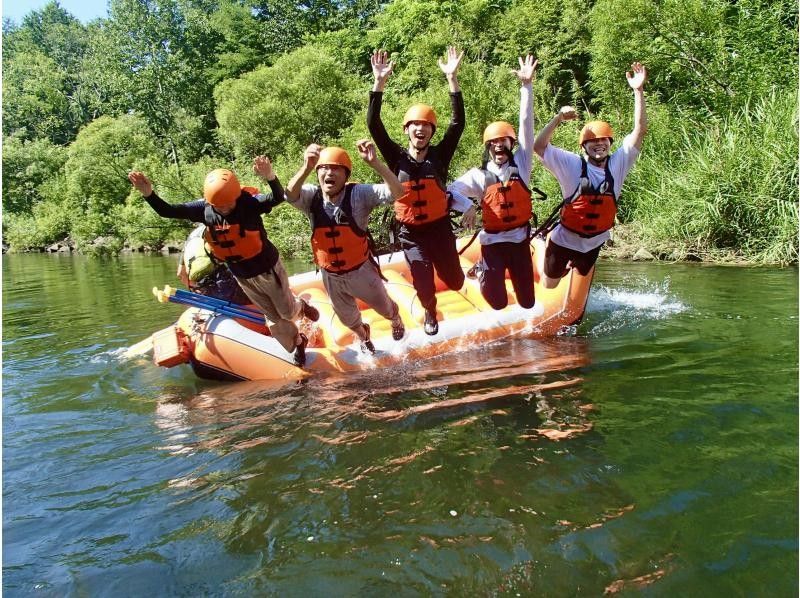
[[278, 141, 406, 352]]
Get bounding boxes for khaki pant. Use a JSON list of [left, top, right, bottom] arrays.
[[236, 260, 303, 352], [322, 260, 398, 330]]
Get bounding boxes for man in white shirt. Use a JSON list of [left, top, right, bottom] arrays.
[[533, 62, 648, 288], [449, 55, 538, 310]]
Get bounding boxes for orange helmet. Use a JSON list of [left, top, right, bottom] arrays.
[[483, 121, 517, 144], [316, 147, 352, 174], [203, 169, 241, 210], [403, 104, 437, 129], [579, 120, 614, 145]]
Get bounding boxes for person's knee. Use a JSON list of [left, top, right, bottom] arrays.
[[542, 274, 561, 289], [439, 265, 465, 290], [480, 281, 508, 310], [518, 294, 535, 309], [486, 294, 508, 310]]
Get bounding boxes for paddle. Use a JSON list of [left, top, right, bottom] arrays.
[[153, 286, 266, 325], [165, 286, 263, 319], [121, 334, 153, 358]]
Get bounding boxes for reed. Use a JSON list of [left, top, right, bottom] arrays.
[[621, 91, 798, 264]]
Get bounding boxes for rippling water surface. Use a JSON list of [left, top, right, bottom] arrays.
[[3, 254, 797, 595]]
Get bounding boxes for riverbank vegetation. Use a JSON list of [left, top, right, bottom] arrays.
[[3, 0, 797, 264]]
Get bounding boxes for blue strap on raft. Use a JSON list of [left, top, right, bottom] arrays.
[[153, 285, 266, 325]]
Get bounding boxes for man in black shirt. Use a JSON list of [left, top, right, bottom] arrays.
[[128, 157, 318, 367], [367, 47, 475, 336]]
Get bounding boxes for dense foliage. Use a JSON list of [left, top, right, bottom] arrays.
[[3, 0, 797, 263]]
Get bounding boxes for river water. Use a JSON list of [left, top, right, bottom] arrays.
[[3, 253, 797, 595]]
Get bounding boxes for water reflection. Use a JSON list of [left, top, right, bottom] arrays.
[[152, 336, 593, 457]]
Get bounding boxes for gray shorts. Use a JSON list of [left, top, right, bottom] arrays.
[[322, 260, 398, 330], [235, 259, 302, 352]]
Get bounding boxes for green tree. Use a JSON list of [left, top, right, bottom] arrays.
[[2, 135, 68, 214], [85, 0, 220, 169], [59, 114, 174, 251], [588, 0, 798, 115], [215, 44, 363, 160], [495, 0, 593, 113], [2, 2, 91, 143]]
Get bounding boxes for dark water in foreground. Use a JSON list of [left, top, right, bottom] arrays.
[[3, 254, 798, 596]]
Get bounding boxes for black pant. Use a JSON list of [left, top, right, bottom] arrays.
[[479, 241, 535, 310], [544, 239, 603, 278], [399, 218, 464, 312]]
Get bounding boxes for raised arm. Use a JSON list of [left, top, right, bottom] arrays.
[[357, 139, 403, 199], [438, 46, 463, 93], [367, 50, 401, 166], [533, 106, 577, 158], [626, 62, 648, 150], [515, 55, 537, 151], [128, 171, 201, 220], [252, 155, 285, 213], [285, 144, 321, 202], [371, 49, 393, 93]]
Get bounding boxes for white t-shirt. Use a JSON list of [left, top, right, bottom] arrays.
[[539, 135, 640, 252], [449, 83, 535, 245]]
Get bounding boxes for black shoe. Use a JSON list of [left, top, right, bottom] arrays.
[[391, 317, 405, 341], [423, 309, 438, 335], [360, 323, 376, 354], [293, 334, 308, 367], [301, 299, 319, 322]]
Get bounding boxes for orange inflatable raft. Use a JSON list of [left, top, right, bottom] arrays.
[[146, 236, 594, 382]]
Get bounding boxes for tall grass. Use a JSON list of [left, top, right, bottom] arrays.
[[622, 90, 798, 264]]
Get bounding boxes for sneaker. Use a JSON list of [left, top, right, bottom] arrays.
[[301, 299, 319, 322], [423, 309, 438, 336], [391, 317, 405, 341], [293, 334, 308, 367], [360, 323, 376, 354]]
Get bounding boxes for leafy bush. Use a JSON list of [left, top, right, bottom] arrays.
[[215, 45, 363, 161], [2, 135, 68, 214], [624, 91, 798, 263]]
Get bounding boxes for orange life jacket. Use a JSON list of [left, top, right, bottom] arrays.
[[480, 165, 533, 233], [560, 158, 617, 237], [310, 184, 370, 273], [394, 154, 449, 225], [203, 200, 264, 263]]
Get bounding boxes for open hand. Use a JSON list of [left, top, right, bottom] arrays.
[[626, 62, 647, 91], [514, 54, 538, 85], [437, 46, 464, 77], [253, 155, 274, 180], [128, 171, 152, 196], [371, 50, 394, 83]]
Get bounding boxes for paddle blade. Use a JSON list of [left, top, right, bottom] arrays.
[[122, 335, 153, 359]]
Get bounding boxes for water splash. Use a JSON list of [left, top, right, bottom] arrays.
[[585, 277, 687, 335]]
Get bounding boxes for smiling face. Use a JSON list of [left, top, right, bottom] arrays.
[[404, 120, 434, 150], [582, 137, 612, 164], [487, 137, 513, 166], [316, 164, 348, 198]]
